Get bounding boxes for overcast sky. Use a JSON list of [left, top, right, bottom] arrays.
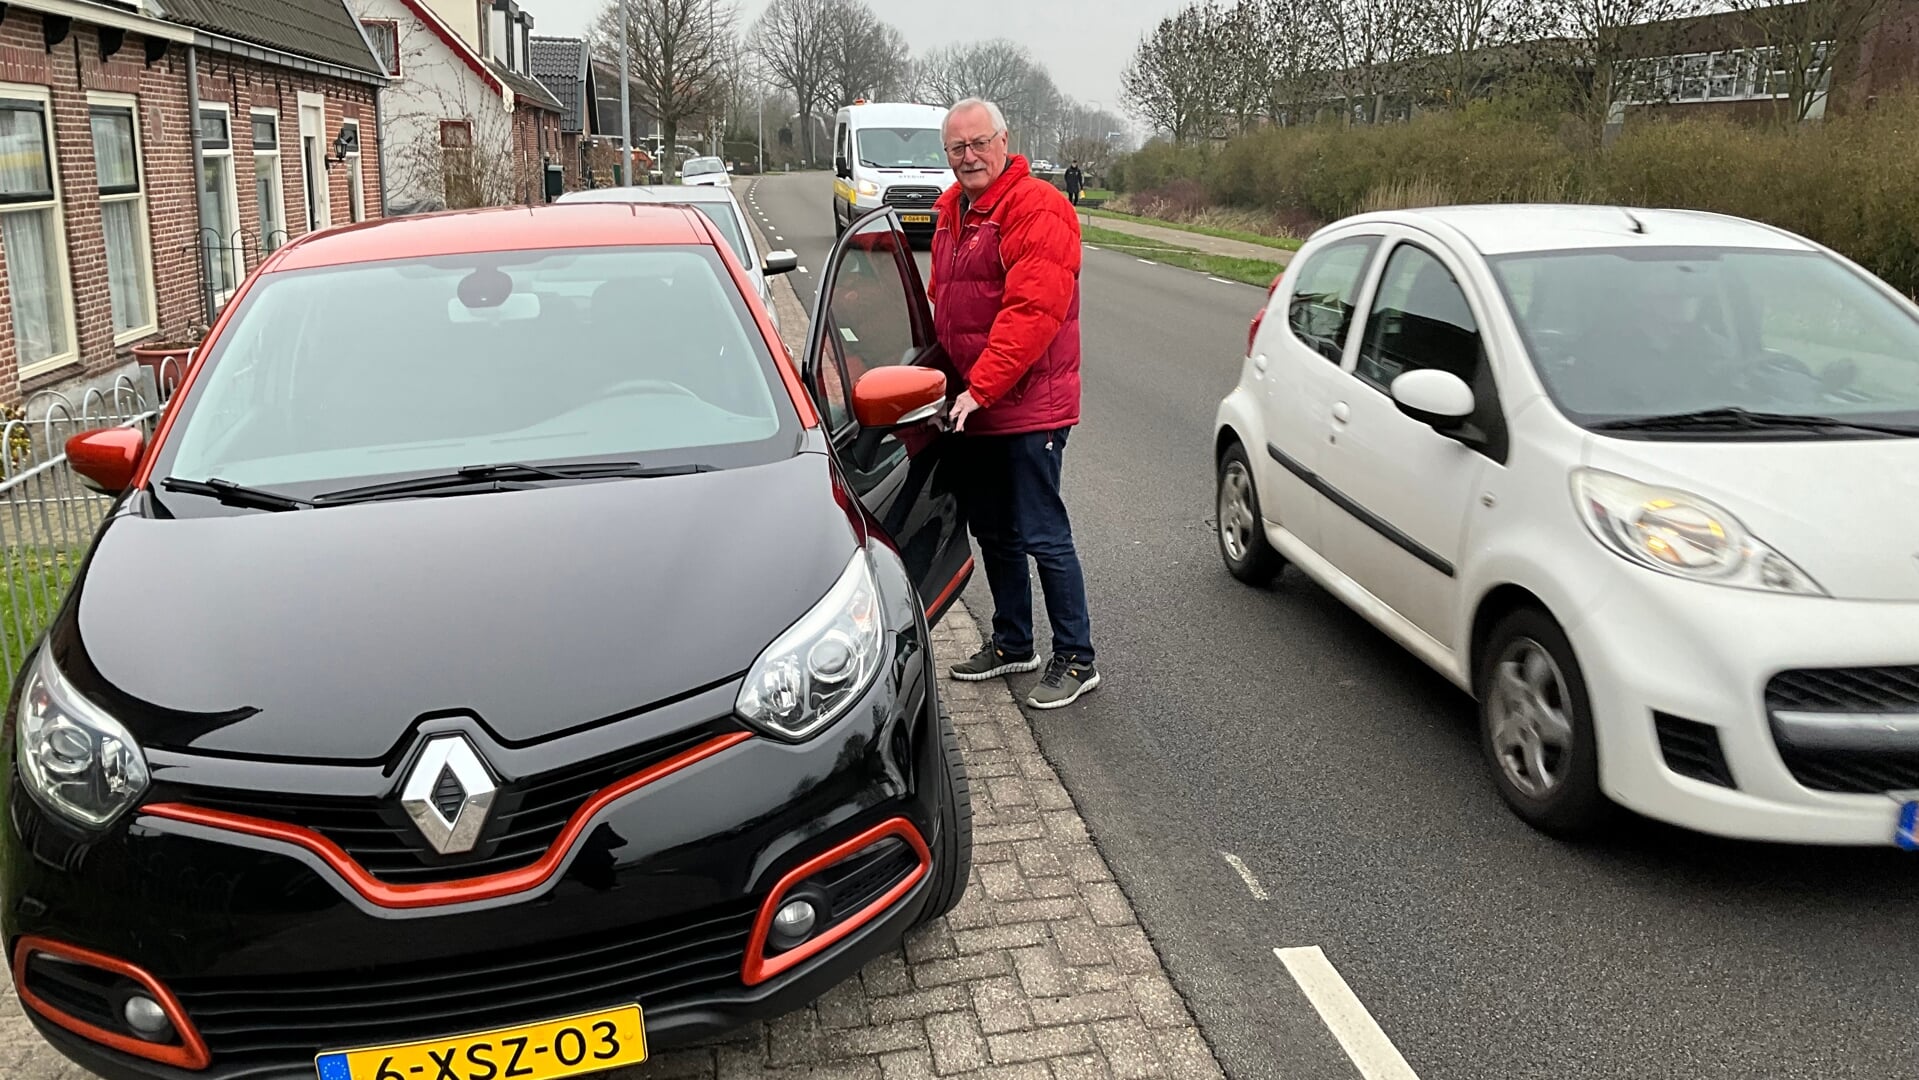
[[531, 0, 1176, 120]]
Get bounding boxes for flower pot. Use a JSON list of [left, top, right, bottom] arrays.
[[131, 344, 195, 397]]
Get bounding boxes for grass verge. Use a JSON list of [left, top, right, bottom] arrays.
[[1082, 207, 1303, 252], [1079, 225, 1285, 287], [2, 549, 79, 698]]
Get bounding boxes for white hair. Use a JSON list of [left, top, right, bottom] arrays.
[[945, 98, 1007, 136]]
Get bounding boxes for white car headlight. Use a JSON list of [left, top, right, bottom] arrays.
[[856, 179, 881, 198], [1571, 468, 1825, 595], [14, 647, 150, 828], [736, 550, 885, 740]]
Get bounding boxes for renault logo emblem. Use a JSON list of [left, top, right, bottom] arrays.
[[400, 735, 497, 855]]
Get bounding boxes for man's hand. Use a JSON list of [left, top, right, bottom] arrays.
[[949, 390, 981, 431]]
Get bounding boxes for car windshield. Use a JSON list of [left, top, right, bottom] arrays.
[[683, 157, 724, 175], [1488, 246, 1919, 430], [857, 127, 946, 169], [156, 245, 797, 498]]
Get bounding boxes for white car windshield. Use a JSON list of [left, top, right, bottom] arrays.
[[856, 128, 946, 169], [158, 246, 795, 495], [683, 157, 724, 175], [1489, 246, 1919, 429]]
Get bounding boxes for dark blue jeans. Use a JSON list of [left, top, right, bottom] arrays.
[[954, 427, 1095, 664]]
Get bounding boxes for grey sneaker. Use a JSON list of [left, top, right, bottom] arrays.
[[950, 643, 1043, 681], [1027, 655, 1101, 710]]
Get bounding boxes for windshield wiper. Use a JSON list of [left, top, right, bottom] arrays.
[[1590, 407, 1919, 437], [311, 461, 711, 506], [161, 476, 312, 512]]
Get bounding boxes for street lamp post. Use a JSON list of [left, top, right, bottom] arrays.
[[618, 0, 632, 186]]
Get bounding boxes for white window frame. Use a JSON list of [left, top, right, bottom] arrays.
[[342, 119, 366, 223], [198, 102, 244, 309], [362, 18, 401, 78], [88, 91, 158, 345], [250, 108, 287, 252], [1, 83, 78, 380], [298, 91, 331, 232]]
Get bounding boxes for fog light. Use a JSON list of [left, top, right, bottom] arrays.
[[122, 994, 173, 1042], [770, 899, 818, 949]]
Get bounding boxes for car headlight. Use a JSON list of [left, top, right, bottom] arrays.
[[1570, 468, 1824, 595], [856, 179, 880, 198], [14, 647, 150, 828], [736, 550, 885, 740]]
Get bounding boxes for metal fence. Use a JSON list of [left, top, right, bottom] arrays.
[[2, 360, 178, 693]]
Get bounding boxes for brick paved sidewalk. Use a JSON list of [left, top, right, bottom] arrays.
[[0, 607, 1227, 1080]]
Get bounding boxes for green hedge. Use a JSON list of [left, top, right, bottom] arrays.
[[1117, 93, 1919, 294]]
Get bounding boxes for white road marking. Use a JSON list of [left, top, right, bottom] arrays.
[[1136, 258, 1158, 265], [775, 235, 784, 241], [798, 266, 809, 274], [1209, 276, 1235, 285], [1275, 947, 1421, 1080], [1220, 852, 1268, 900]]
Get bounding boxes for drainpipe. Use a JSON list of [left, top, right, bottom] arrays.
[[374, 89, 389, 215], [185, 45, 212, 326]]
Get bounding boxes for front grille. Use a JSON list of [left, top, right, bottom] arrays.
[[171, 902, 753, 1071], [882, 186, 940, 210], [22, 954, 125, 1033], [1654, 713, 1735, 788], [1767, 666, 1919, 714], [1768, 666, 1919, 794], [170, 721, 739, 884]]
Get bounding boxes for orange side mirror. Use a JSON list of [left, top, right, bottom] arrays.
[[851, 366, 947, 430], [66, 428, 146, 496]]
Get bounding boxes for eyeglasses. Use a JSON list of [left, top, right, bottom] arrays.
[[943, 133, 1000, 160]]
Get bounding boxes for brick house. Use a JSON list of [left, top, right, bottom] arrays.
[[528, 35, 600, 190], [350, 0, 563, 212], [0, 0, 386, 410]]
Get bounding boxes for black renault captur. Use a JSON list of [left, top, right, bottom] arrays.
[[3, 201, 975, 1080]]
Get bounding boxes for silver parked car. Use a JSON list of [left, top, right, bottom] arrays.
[[556, 184, 798, 333]]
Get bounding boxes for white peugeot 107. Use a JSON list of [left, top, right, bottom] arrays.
[[1213, 204, 1919, 846]]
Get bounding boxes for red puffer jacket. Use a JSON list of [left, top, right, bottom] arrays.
[[928, 155, 1082, 436]]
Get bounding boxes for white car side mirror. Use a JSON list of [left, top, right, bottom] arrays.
[[763, 250, 799, 276], [1390, 369, 1475, 429]]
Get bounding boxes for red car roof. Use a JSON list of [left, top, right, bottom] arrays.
[[269, 203, 717, 271]]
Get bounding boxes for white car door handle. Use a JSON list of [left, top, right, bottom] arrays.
[[1252, 354, 1269, 373], [1331, 402, 1350, 423]]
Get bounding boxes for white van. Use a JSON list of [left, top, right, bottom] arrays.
[[831, 101, 954, 240]]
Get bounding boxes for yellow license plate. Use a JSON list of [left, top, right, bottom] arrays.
[[901, 214, 932, 223], [315, 1005, 645, 1080]]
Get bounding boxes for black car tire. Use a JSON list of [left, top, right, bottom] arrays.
[[1217, 441, 1284, 586], [1475, 606, 1616, 839], [916, 702, 972, 925]]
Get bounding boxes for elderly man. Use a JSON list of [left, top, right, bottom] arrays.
[[930, 98, 1099, 710]]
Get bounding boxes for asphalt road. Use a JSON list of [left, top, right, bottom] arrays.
[[741, 171, 1919, 1080]]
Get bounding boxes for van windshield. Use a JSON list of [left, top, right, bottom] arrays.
[[857, 127, 946, 169]]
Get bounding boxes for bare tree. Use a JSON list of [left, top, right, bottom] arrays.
[[594, 0, 737, 176], [913, 40, 1061, 154], [1121, 3, 1228, 141], [1314, 0, 1425, 123], [1543, 0, 1708, 138], [821, 0, 912, 106], [1411, 0, 1560, 108], [1258, 0, 1326, 124], [1717, 0, 1889, 123], [750, 0, 834, 161]]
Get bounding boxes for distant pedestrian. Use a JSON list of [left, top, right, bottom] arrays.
[[1065, 161, 1084, 206], [930, 98, 1100, 710]]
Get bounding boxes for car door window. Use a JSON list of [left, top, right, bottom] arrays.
[[1287, 237, 1379, 363], [824, 215, 920, 392], [1354, 242, 1508, 461]]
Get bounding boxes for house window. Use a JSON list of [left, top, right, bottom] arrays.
[[251, 110, 287, 253], [344, 120, 366, 222], [363, 19, 400, 77], [89, 97, 156, 342], [0, 89, 74, 376], [440, 119, 473, 148], [1708, 53, 1737, 99], [199, 106, 243, 305]]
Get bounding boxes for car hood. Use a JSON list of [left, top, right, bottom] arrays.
[[1582, 435, 1919, 601], [65, 453, 858, 761]]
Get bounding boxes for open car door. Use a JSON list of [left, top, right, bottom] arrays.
[[801, 206, 971, 626]]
